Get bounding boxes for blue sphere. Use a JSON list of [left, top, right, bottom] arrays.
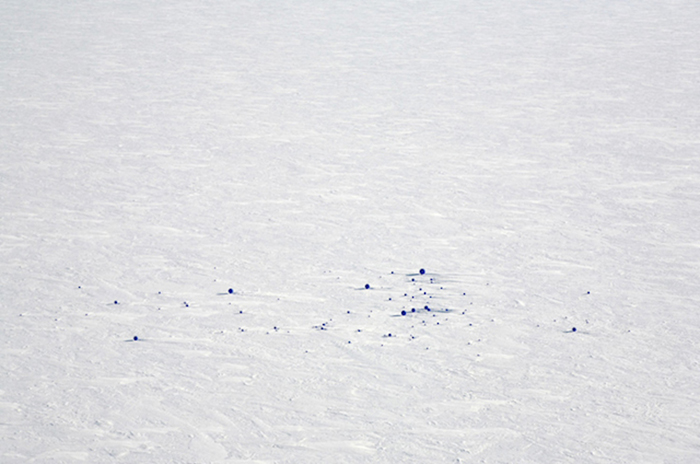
[[228, 288, 234, 294], [572, 327, 577, 332], [114, 300, 118, 305], [401, 310, 406, 316], [133, 336, 138, 341], [365, 284, 370, 289], [419, 268, 425, 275]]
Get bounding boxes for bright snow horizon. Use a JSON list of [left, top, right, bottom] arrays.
[[2, 1, 699, 463]]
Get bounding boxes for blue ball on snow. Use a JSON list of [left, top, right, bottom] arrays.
[[133, 336, 138, 341], [419, 268, 426, 275], [228, 288, 234, 294], [365, 284, 370, 289]]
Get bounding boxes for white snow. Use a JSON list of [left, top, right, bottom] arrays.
[[2, 0, 700, 462]]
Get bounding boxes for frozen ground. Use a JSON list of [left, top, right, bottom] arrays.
[[2, 0, 700, 462]]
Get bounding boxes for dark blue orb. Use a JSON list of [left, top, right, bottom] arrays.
[[401, 310, 407, 316], [419, 268, 425, 275], [572, 327, 577, 332], [365, 284, 370, 289], [228, 288, 234, 294], [114, 300, 118, 305], [133, 336, 138, 341]]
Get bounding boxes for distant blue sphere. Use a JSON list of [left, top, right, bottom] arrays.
[[133, 336, 138, 341], [401, 310, 406, 316], [228, 288, 234, 294], [572, 327, 577, 332], [419, 268, 425, 275], [365, 284, 370, 289], [114, 300, 118, 305]]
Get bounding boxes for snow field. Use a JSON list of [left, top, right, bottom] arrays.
[[2, 0, 700, 462]]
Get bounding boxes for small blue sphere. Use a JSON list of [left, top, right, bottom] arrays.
[[572, 327, 577, 332], [114, 300, 118, 305], [365, 284, 370, 289], [419, 268, 426, 275], [228, 288, 234, 294], [133, 336, 138, 341], [401, 310, 406, 316]]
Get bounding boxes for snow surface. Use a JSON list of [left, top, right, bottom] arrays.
[[2, 0, 700, 462]]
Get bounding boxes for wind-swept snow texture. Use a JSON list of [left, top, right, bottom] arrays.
[[2, 1, 700, 462]]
